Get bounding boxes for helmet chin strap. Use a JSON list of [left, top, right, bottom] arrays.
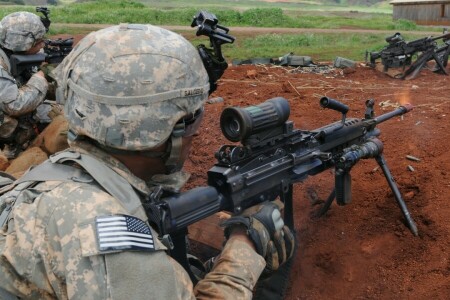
[[164, 124, 185, 174]]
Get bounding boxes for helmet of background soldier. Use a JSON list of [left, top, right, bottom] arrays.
[[0, 12, 46, 52], [54, 24, 209, 152]]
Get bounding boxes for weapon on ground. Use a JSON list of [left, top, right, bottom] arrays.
[[191, 10, 235, 94], [145, 96, 418, 288], [367, 32, 450, 79]]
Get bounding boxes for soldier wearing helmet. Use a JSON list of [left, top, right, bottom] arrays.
[[0, 24, 294, 299], [0, 11, 50, 159]]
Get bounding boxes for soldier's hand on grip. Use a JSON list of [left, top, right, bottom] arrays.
[[221, 200, 295, 273]]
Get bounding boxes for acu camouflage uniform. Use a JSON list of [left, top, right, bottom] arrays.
[[0, 12, 49, 153], [0, 24, 265, 299], [0, 141, 265, 299]]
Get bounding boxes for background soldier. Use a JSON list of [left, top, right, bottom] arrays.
[[0, 24, 294, 299], [0, 11, 50, 158]]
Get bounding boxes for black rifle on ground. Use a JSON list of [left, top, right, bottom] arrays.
[[367, 32, 450, 79], [145, 96, 417, 298]]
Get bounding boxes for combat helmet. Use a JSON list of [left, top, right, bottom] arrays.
[[0, 12, 46, 52], [55, 24, 209, 169]]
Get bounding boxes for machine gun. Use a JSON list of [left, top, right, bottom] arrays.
[[9, 37, 73, 80], [191, 10, 235, 94], [367, 32, 410, 70], [145, 96, 417, 288], [367, 32, 450, 79]]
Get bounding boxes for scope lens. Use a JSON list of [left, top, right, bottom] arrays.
[[229, 118, 240, 134], [221, 113, 243, 142]]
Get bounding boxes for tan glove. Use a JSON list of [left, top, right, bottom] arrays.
[[39, 63, 56, 81], [221, 200, 295, 274]]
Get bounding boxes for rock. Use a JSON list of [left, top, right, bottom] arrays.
[[32, 115, 69, 154], [246, 69, 258, 79], [0, 152, 10, 171], [404, 191, 415, 200], [6, 147, 48, 177]]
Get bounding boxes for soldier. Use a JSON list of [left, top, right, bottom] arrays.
[[0, 24, 294, 299], [0, 11, 52, 159]]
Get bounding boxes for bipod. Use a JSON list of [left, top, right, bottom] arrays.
[[432, 42, 450, 73], [402, 48, 448, 80], [318, 155, 418, 236]]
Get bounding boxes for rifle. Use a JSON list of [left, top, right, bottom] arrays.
[[9, 7, 74, 80], [10, 38, 73, 78], [145, 96, 418, 288], [367, 32, 450, 79]]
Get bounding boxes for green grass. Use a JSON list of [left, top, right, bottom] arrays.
[[0, 0, 429, 30], [0, 1, 419, 31], [139, 0, 393, 14], [0, 0, 445, 62], [189, 32, 435, 62]]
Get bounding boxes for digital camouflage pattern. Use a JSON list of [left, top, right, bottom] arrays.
[[0, 49, 48, 144], [0, 12, 46, 52], [0, 140, 265, 299], [54, 24, 210, 150]]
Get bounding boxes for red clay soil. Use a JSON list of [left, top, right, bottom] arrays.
[[184, 63, 450, 299]]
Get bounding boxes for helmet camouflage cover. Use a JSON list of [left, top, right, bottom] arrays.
[[55, 24, 210, 151], [0, 12, 46, 52]]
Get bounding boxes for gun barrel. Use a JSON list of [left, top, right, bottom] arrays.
[[374, 103, 413, 124], [432, 32, 450, 41]]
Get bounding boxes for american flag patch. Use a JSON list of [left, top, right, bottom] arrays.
[[95, 215, 155, 252]]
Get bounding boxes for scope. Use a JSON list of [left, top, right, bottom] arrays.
[[385, 32, 403, 44], [220, 97, 290, 142]]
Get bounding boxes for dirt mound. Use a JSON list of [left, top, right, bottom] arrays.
[[185, 63, 450, 299]]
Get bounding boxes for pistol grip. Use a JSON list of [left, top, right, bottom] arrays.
[[335, 169, 352, 205]]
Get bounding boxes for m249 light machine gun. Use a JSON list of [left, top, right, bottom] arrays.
[[191, 10, 235, 94], [145, 97, 418, 294]]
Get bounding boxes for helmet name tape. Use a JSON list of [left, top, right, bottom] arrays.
[[68, 79, 209, 105], [183, 87, 205, 97]]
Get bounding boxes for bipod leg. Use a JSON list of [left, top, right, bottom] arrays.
[[402, 51, 433, 80], [443, 44, 450, 68], [317, 188, 336, 217], [432, 51, 448, 75], [375, 154, 418, 236]]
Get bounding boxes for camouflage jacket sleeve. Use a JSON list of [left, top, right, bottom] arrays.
[[194, 238, 265, 299], [0, 57, 48, 117]]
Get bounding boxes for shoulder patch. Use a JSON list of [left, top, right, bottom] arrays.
[[96, 214, 156, 252]]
